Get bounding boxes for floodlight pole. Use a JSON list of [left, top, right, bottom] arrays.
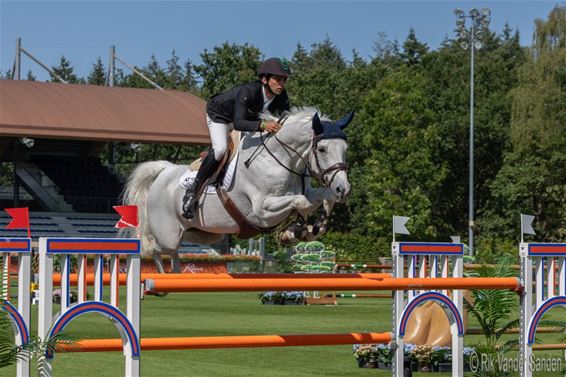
[[454, 8, 490, 256], [468, 17, 475, 256]]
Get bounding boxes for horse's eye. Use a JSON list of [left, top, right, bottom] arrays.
[[317, 147, 326, 153]]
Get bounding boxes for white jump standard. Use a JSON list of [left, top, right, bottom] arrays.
[[0, 238, 31, 377], [38, 238, 141, 377]]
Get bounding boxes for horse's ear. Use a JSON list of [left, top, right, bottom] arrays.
[[312, 113, 324, 136], [335, 111, 355, 130]]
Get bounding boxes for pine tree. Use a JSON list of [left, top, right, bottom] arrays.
[[291, 42, 312, 71], [401, 27, 429, 65], [182, 59, 199, 94], [26, 70, 36, 81], [88, 57, 106, 85], [51, 55, 80, 83], [166, 50, 183, 89]]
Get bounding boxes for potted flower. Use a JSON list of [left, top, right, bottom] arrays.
[[375, 343, 392, 369], [352, 344, 377, 368], [412, 344, 433, 372], [431, 346, 451, 372], [52, 288, 78, 304]]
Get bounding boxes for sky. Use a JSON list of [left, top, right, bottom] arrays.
[[0, 1, 560, 81]]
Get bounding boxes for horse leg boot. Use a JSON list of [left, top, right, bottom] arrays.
[[182, 152, 220, 219]]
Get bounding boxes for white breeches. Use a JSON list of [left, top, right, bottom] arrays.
[[207, 115, 233, 161]]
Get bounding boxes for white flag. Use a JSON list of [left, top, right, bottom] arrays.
[[521, 214, 536, 235], [393, 216, 410, 235], [450, 236, 461, 244]]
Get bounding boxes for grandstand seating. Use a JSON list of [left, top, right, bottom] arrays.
[[32, 156, 123, 213]]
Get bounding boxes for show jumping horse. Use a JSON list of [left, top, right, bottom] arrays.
[[121, 108, 353, 272]]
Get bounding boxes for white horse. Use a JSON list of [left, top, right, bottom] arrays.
[[121, 108, 353, 272]]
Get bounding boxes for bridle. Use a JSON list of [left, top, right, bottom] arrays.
[[250, 113, 348, 190], [230, 112, 348, 239]]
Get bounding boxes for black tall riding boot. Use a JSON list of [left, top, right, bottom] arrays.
[[182, 152, 220, 219]]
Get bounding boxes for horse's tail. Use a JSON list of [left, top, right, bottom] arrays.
[[119, 160, 175, 257]]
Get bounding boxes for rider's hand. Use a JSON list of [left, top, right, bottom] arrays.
[[263, 122, 282, 134]]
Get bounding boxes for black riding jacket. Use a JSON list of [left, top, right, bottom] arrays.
[[206, 80, 290, 132]]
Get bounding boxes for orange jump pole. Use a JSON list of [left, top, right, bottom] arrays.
[[144, 277, 522, 293], [52, 272, 392, 285], [57, 332, 393, 353]]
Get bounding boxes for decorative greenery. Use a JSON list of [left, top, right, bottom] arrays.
[[1, 302, 76, 372], [258, 291, 305, 305], [291, 241, 336, 273]]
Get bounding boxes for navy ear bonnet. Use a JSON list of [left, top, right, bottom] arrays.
[[312, 111, 354, 141]]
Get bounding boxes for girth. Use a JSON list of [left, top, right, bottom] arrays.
[[216, 186, 277, 239]]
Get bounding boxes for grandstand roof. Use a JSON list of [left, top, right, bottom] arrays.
[[0, 80, 210, 145]]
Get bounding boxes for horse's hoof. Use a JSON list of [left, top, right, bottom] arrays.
[[293, 224, 305, 239], [145, 290, 169, 298]]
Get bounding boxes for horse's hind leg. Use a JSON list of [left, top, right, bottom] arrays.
[[147, 253, 170, 297], [152, 253, 167, 274], [171, 253, 181, 273]]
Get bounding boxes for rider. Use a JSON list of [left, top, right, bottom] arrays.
[[182, 57, 292, 219]]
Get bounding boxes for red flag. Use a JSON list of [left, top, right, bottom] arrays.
[[113, 205, 138, 228], [4, 207, 30, 237]]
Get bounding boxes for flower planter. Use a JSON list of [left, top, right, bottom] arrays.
[[353, 344, 476, 373], [433, 362, 452, 372]]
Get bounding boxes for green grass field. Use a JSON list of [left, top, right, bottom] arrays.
[[2, 290, 564, 376]]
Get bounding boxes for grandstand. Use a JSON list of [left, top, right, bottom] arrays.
[[0, 79, 228, 254]]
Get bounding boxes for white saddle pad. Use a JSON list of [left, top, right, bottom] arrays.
[[179, 151, 238, 194]]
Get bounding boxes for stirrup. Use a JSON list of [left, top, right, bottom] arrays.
[[182, 192, 197, 219]]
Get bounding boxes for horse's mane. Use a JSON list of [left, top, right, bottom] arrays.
[[261, 107, 330, 125]]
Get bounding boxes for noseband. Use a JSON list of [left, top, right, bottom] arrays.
[[310, 135, 348, 188]]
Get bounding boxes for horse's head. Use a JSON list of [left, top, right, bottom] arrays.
[[309, 111, 353, 202]]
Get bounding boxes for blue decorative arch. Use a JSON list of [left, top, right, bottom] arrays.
[[46, 301, 139, 358], [398, 292, 464, 337], [1, 300, 29, 345], [527, 296, 566, 345]]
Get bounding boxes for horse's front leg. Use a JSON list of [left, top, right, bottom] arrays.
[[304, 187, 334, 215], [256, 194, 317, 223]]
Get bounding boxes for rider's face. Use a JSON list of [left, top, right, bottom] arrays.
[[264, 75, 287, 95]]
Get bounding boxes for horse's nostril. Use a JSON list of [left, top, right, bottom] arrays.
[[336, 187, 341, 193]]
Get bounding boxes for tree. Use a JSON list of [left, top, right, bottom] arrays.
[[182, 59, 199, 95], [87, 57, 106, 85], [401, 27, 429, 65], [194, 42, 262, 98], [343, 67, 446, 255], [372, 31, 401, 66], [165, 50, 183, 89], [120, 55, 166, 89], [480, 5, 566, 243], [287, 37, 347, 115], [51, 56, 81, 83], [26, 70, 36, 81], [1, 70, 12, 79]]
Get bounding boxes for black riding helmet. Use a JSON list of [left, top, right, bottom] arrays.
[[257, 57, 292, 78]]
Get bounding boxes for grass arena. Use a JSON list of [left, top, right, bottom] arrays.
[[1, 224, 564, 377]]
